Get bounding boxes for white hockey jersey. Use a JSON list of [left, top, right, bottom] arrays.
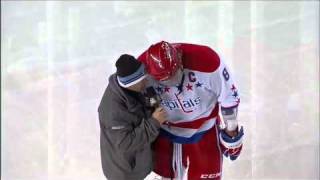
[[141, 43, 240, 143]]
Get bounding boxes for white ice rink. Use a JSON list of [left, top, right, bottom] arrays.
[[1, 1, 319, 180]]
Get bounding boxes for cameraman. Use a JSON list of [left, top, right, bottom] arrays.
[[98, 54, 166, 180]]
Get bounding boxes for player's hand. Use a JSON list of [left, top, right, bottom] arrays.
[[220, 126, 244, 160], [152, 107, 167, 124], [225, 128, 238, 137]]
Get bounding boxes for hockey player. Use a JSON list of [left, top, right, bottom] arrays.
[[138, 41, 244, 180]]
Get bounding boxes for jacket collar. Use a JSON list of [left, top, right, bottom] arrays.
[[108, 74, 143, 111]]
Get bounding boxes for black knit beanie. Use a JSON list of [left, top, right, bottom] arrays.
[[116, 54, 146, 87]]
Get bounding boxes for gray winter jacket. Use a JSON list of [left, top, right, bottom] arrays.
[[98, 74, 161, 180]]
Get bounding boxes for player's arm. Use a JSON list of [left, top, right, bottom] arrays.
[[216, 59, 240, 131], [211, 57, 244, 160]]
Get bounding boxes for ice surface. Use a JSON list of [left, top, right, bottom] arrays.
[[1, 1, 319, 180]]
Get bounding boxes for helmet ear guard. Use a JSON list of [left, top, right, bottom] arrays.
[[146, 41, 182, 81]]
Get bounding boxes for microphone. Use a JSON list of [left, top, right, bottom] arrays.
[[145, 87, 169, 126], [145, 87, 161, 108]]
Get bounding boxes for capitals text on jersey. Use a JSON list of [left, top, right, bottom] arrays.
[[161, 96, 201, 112]]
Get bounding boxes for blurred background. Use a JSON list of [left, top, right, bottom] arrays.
[[1, 1, 319, 180]]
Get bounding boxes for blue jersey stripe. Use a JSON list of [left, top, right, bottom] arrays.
[[159, 129, 209, 144]]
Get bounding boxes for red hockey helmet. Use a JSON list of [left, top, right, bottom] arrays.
[[145, 41, 182, 81]]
